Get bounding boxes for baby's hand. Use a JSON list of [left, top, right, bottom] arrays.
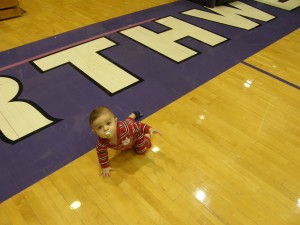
[[150, 128, 162, 137], [101, 167, 114, 177]]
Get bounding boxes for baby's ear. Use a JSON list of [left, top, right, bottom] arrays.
[[115, 117, 118, 122]]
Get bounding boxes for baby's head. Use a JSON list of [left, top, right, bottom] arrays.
[[89, 107, 117, 139]]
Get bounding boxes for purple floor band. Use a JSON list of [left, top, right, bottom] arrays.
[[0, 0, 299, 202]]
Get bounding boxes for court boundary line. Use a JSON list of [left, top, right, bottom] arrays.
[[242, 61, 300, 90]]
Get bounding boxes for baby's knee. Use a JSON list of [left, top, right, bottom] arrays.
[[135, 147, 148, 155]]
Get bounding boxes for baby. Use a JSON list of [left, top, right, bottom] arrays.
[[89, 106, 161, 177]]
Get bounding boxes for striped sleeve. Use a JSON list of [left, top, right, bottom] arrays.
[[96, 140, 110, 169], [137, 121, 151, 134]]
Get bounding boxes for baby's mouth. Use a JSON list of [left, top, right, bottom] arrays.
[[105, 131, 112, 139]]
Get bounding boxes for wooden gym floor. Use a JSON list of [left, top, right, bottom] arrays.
[[0, 0, 300, 224]]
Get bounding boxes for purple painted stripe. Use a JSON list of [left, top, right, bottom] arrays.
[[1, 0, 300, 203], [242, 61, 300, 90], [0, 18, 156, 72]]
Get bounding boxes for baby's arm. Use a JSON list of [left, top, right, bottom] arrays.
[[96, 141, 112, 176], [149, 128, 162, 137], [139, 122, 161, 137]]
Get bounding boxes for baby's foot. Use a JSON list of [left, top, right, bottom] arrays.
[[132, 111, 144, 120]]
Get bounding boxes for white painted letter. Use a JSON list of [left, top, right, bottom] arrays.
[[0, 76, 54, 143], [33, 38, 141, 95], [121, 16, 227, 62], [183, 1, 275, 30], [255, 0, 300, 10]]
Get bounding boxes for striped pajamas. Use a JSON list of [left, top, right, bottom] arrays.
[[96, 117, 151, 169]]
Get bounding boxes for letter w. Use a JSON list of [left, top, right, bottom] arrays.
[[183, 1, 275, 30]]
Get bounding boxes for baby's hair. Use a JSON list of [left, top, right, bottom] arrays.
[[89, 107, 115, 125]]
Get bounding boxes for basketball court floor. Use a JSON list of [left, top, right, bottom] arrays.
[[0, 0, 300, 224]]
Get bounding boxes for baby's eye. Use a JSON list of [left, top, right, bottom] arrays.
[[98, 126, 102, 130], [107, 122, 111, 125]]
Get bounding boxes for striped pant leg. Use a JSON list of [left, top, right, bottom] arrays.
[[133, 135, 151, 154]]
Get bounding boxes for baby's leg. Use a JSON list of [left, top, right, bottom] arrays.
[[127, 111, 144, 120], [133, 134, 151, 154], [128, 113, 136, 120]]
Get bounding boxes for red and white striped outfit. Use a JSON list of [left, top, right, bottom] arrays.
[[96, 117, 151, 169]]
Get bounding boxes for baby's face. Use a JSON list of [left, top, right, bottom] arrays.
[[92, 112, 117, 139]]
